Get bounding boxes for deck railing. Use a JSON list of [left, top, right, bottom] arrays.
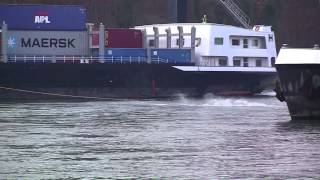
[[6, 55, 149, 64], [5, 55, 190, 65]]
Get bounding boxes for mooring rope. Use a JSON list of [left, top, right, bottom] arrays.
[[0, 86, 129, 101]]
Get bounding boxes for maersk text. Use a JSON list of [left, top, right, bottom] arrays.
[[21, 38, 76, 48]]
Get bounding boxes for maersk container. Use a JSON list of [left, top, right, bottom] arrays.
[[151, 49, 191, 63], [7, 30, 88, 56], [105, 28, 143, 48], [0, 5, 86, 30]]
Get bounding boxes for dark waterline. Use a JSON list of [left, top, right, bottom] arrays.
[[1, 95, 320, 179]]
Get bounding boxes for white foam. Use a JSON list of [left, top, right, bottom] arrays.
[[176, 95, 274, 107], [257, 90, 276, 97], [202, 98, 271, 107]]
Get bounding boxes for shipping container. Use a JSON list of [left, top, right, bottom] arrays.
[[105, 28, 143, 48], [7, 30, 88, 56], [0, 5, 86, 30], [90, 48, 147, 63], [91, 48, 147, 58], [92, 31, 99, 48], [151, 49, 191, 63], [105, 48, 147, 57]]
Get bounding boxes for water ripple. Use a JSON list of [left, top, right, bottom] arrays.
[[1, 97, 320, 179]]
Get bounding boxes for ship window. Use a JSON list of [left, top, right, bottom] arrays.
[[243, 39, 248, 48], [243, 58, 249, 67], [232, 39, 240, 46], [218, 58, 228, 66], [149, 39, 155, 47], [253, 39, 259, 47], [233, 59, 241, 66], [214, 37, 224, 45], [256, 59, 262, 67]]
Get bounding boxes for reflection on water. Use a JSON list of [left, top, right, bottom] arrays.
[[277, 120, 320, 132], [0, 96, 320, 179]]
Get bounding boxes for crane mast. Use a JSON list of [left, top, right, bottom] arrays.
[[171, 0, 251, 29], [216, 0, 251, 29]]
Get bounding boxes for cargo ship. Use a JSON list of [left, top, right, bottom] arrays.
[[0, 4, 277, 100], [275, 45, 320, 120]]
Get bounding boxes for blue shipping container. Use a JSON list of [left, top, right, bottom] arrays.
[[151, 49, 191, 63], [105, 48, 147, 57], [0, 4, 86, 30]]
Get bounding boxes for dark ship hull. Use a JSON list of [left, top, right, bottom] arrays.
[[276, 64, 320, 120], [0, 63, 275, 100]]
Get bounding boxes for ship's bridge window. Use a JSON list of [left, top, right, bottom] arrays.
[[218, 57, 228, 66], [256, 59, 262, 67], [233, 58, 241, 66], [214, 37, 224, 45], [232, 39, 240, 46], [252, 39, 259, 47], [243, 57, 249, 67], [243, 39, 248, 48]]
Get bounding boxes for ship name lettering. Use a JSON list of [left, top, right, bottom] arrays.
[[34, 16, 51, 24], [21, 38, 75, 48]]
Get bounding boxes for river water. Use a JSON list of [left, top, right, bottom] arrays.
[[0, 95, 320, 179]]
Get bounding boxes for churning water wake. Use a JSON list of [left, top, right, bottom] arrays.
[[149, 93, 279, 108], [257, 90, 277, 97]]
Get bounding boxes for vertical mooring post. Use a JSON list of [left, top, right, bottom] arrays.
[[1, 21, 8, 63], [153, 27, 159, 49], [98, 23, 105, 63], [86, 23, 94, 57], [165, 28, 172, 49], [141, 29, 151, 64], [191, 26, 196, 63], [177, 26, 183, 48], [141, 29, 147, 48]]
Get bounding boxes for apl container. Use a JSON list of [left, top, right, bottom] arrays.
[[105, 28, 143, 48], [7, 30, 88, 56], [0, 5, 86, 30], [151, 49, 191, 63]]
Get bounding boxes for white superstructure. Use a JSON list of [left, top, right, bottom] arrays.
[[135, 23, 277, 72], [277, 46, 320, 65]]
